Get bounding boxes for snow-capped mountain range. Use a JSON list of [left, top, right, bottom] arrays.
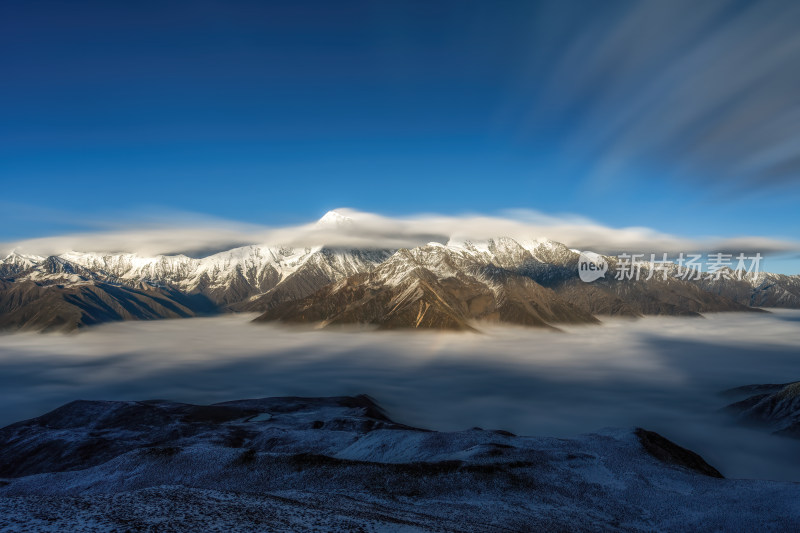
[[1, 212, 799, 331]]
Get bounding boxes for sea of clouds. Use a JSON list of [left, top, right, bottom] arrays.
[[1, 310, 799, 481]]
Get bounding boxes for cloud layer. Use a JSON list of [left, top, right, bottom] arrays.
[[1, 311, 800, 480], [2, 208, 798, 258]]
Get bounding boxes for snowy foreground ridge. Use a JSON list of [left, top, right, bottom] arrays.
[[1, 395, 798, 532]]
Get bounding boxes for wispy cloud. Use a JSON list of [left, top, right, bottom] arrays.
[[505, 0, 800, 192], [1, 208, 798, 258]]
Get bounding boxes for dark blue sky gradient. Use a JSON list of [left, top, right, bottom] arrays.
[[1, 0, 799, 244]]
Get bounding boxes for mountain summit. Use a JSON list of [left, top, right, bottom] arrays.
[[315, 210, 355, 228]]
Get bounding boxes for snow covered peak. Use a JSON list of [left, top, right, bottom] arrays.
[[445, 237, 490, 252], [316, 210, 354, 228], [516, 238, 565, 251], [1, 251, 44, 265], [0, 251, 45, 276]]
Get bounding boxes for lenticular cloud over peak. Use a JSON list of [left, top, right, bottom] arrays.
[[1, 208, 799, 259]]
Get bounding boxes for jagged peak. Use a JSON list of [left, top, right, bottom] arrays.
[[516, 237, 569, 251], [1, 250, 44, 263], [445, 237, 492, 252]]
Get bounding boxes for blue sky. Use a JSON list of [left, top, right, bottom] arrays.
[[1, 1, 799, 270]]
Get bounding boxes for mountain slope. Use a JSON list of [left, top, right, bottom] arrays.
[[0, 256, 216, 332], [553, 275, 756, 317], [0, 278, 216, 333], [2, 395, 798, 531], [700, 271, 800, 309], [725, 381, 800, 438], [256, 244, 598, 330], [231, 247, 394, 312]]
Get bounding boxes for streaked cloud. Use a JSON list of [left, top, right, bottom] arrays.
[[505, 0, 800, 191]]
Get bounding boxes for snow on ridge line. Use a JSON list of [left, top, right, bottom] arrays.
[[8, 237, 795, 289], [4, 236, 567, 265]]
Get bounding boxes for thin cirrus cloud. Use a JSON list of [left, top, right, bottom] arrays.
[[506, 0, 800, 192], [0, 208, 797, 258]]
